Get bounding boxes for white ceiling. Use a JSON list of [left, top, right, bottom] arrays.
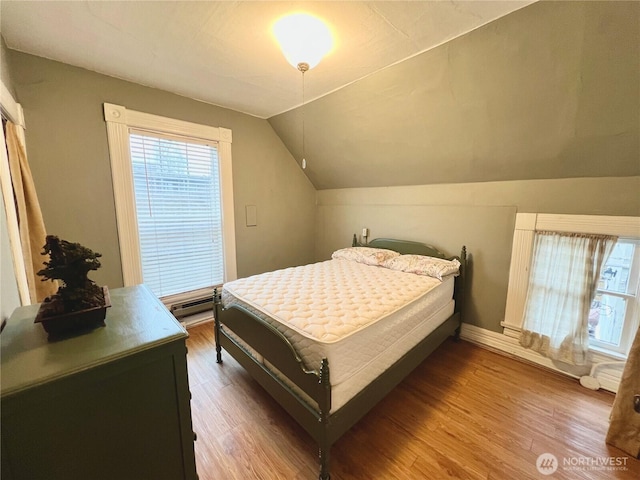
[[0, 1, 535, 119]]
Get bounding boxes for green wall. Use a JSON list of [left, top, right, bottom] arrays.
[[316, 177, 640, 332], [270, 0, 640, 334], [4, 1, 639, 335], [7, 51, 317, 291], [1, 37, 16, 98], [269, 1, 639, 190]]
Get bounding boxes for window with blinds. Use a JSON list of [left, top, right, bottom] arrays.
[[129, 130, 224, 298]]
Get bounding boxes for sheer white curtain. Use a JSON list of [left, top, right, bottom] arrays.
[[520, 231, 617, 365]]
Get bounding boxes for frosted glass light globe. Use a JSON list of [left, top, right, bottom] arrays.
[[273, 13, 333, 70]]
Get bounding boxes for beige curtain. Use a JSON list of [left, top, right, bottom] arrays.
[[520, 231, 617, 365], [607, 327, 640, 457], [5, 121, 57, 303]]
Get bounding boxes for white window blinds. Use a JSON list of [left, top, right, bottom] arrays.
[[129, 130, 224, 298]]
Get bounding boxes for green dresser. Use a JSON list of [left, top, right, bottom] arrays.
[[1, 285, 198, 480]]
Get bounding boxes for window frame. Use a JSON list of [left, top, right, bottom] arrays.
[[1, 78, 31, 305], [588, 238, 640, 355], [503, 213, 640, 358], [103, 103, 237, 293]]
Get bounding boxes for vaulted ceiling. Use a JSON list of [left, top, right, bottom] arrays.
[[268, 1, 640, 188], [1, 1, 534, 119], [2, 1, 638, 190]]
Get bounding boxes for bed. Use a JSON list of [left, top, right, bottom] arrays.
[[213, 237, 467, 479]]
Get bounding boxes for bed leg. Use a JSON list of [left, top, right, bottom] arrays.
[[214, 288, 223, 364], [318, 358, 331, 480], [319, 447, 330, 480], [454, 325, 461, 342], [214, 323, 222, 364]]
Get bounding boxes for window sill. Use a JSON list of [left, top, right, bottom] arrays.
[[470, 323, 624, 393], [589, 344, 628, 362], [503, 322, 628, 362]]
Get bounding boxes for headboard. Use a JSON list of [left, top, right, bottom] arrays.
[[352, 235, 449, 259]]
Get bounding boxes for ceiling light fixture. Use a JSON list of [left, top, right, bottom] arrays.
[[273, 13, 333, 71], [273, 13, 333, 170]]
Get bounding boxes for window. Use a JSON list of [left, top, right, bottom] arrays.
[[104, 104, 237, 302], [129, 131, 224, 297], [504, 214, 640, 359], [589, 239, 639, 355]]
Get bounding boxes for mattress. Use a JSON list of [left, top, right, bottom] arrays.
[[221, 258, 455, 411]]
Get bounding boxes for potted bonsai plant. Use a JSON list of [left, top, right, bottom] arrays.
[[35, 235, 110, 338]]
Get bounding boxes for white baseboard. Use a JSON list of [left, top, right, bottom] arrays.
[[459, 323, 622, 393]]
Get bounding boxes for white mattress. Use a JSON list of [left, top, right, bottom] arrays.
[[221, 258, 455, 410], [268, 298, 453, 412]]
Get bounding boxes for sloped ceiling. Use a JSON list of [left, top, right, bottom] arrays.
[[2, 1, 638, 191], [0, 0, 534, 119], [269, 1, 640, 189]]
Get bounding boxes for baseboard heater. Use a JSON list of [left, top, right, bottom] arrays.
[[170, 295, 213, 319]]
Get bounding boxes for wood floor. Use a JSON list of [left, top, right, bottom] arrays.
[[186, 323, 639, 480]]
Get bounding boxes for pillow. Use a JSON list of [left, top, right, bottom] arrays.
[[331, 247, 400, 266], [381, 254, 461, 280]]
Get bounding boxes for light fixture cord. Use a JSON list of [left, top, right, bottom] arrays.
[[298, 62, 309, 169], [302, 68, 306, 166]]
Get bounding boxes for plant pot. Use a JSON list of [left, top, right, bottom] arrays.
[[35, 286, 111, 340]]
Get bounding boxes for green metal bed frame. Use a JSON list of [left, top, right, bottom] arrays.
[[213, 238, 467, 479]]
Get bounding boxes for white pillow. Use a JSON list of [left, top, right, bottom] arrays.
[[331, 247, 400, 266], [382, 254, 461, 280]]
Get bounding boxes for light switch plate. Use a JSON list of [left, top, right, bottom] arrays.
[[245, 205, 257, 227]]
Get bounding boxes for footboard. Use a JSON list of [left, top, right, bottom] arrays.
[[213, 291, 332, 477]]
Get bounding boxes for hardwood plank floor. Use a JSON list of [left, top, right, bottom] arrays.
[[186, 323, 640, 479]]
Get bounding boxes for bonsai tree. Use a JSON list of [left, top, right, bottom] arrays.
[[37, 235, 104, 316]]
